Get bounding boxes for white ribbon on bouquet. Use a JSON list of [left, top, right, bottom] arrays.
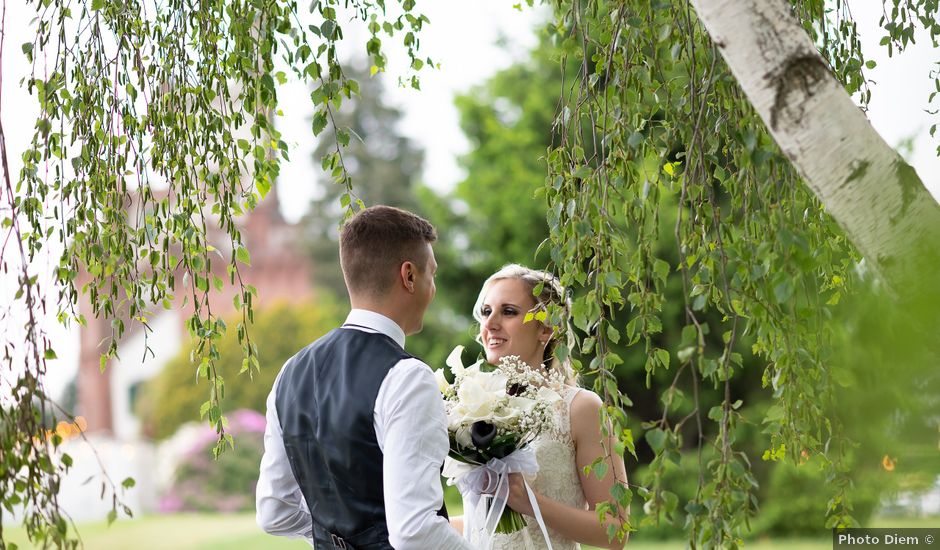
[[444, 446, 553, 550]]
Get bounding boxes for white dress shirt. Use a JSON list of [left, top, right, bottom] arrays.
[[256, 309, 473, 550]]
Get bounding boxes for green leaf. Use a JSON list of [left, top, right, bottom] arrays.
[[610, 482, 632, 508], [645, 428, 667, 452], [653, 259, 670, 282], [773, 279, 793, 304], [606, 323, 620, 344], [764, 404, 785, 423], [573, 166, 592, 179], [655, 348, 670, 369], [593, 461, 609, 480], [257, 175, 271, 199], [44, 348, 58, 360], [235, 246, 251, 266], [311, 111, 328, 135]]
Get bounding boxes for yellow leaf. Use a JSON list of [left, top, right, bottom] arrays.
[[369, 65, 380, 76]]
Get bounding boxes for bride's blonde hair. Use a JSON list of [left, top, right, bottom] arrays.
[[472, 264, 577, 384]]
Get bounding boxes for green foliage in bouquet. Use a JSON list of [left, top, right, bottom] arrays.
[[448, 430, 523, 466]]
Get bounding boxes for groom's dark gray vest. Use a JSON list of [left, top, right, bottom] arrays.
[[275, 326, 447, 550]]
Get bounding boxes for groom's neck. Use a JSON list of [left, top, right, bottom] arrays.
[[349, 295, 411, 336]]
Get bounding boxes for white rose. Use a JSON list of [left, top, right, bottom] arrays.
[[536, 386, 563, 403], [453, 424, 473, 448], [507, 396, 538, 414], [488, 406, 518, 425], [448, 404, 470, 428], [455, 371, 508, 422]]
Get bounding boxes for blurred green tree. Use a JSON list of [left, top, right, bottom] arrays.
[[138, 298, 342, 440], [302, 62, 425, 298]]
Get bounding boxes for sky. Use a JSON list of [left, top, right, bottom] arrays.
[[1, 0, 939, 401]]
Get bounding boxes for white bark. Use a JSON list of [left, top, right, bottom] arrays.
[[689, 0, 940, 293]]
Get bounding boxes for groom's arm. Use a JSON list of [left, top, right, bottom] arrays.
[[376, 360, 475, 550], [256, 371, 313, 543]]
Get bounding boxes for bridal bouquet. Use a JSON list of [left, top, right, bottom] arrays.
[[435, 346, 564, 543]]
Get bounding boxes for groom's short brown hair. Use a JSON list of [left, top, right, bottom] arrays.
[[339, 205, 437, 297]]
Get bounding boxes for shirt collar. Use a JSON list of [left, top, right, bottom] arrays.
[[343, 309, 406, 348]]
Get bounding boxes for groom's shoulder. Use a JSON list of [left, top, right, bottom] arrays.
[[385, 355, 437, 387], [389, 354, 431, 372], [292, 326, 342, 355], [286, 327, 417, 370]]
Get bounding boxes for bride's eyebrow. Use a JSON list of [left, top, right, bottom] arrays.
[[485, 302, 521, 309]]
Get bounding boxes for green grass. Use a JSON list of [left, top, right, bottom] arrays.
[[1, 514, 307, 550], [2, 514, 937, 549]]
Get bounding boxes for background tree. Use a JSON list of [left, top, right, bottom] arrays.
[[690, 0, 940, 294], [297, 61, 470, 368], [303, 61, 425, 297]]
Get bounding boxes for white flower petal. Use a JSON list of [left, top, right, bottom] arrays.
[[536, 386, 563, 403], [446, 345, 466, 377], [433, 368, 451, 393]]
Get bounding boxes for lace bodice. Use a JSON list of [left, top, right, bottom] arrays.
[[467, 385, 589, 550]]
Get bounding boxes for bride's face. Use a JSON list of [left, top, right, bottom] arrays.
[[479, 278, 552, 368]]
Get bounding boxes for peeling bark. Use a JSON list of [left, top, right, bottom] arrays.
[[768, 54, 828, 130]]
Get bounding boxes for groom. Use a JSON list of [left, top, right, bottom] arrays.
[[256, 205, 473, 549]]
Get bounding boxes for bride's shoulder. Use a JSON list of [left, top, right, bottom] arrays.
[[566, 388, 607, 440], [567, 387, 603, 410], [567, 387, 603, 419]]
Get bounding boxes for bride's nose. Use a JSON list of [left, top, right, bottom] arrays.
[[483, 314, 499, 331]]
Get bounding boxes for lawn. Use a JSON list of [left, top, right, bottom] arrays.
[[2, 514, 937, 549]]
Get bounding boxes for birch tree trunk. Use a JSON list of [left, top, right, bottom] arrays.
[[689, 0, 940, 296]]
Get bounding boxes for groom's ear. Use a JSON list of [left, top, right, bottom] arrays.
[[400, 261, 416, 293]]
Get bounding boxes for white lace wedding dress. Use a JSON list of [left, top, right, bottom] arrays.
[[463, 385, 589, 550]]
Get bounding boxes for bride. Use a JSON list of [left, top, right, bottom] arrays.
[[449, 264, 629, 550]]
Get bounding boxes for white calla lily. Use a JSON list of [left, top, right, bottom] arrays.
[[433, 368, 451, 393], [446, 345, 467, 378]]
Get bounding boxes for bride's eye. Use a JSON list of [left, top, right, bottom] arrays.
[[480, 306, 492, 317], [503, 307, 517, 316]]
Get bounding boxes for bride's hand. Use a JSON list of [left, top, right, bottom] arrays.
[[505, 473, 536, 516]]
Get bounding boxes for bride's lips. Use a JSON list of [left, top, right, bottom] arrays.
[[487, 337, 507, 349]]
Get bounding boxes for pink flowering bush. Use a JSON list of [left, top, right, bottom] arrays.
[[158, 409, 266, 513]]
